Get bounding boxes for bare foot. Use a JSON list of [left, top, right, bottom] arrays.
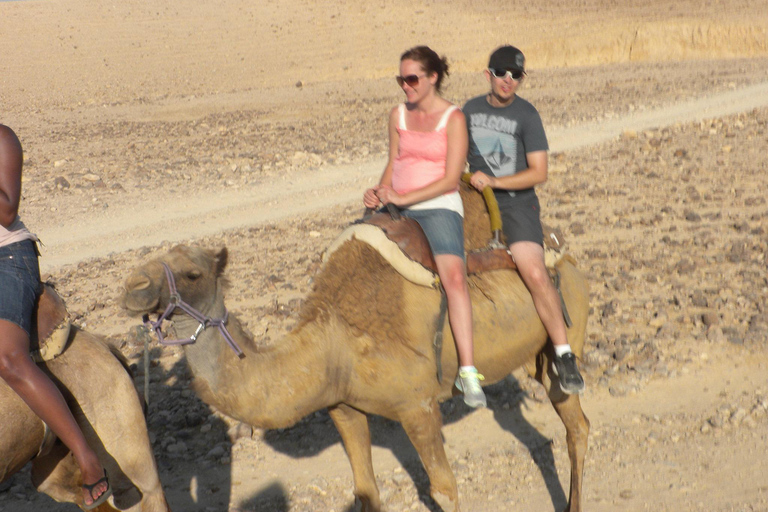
[[80, 459, 110, 507]]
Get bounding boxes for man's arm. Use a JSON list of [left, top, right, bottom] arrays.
[[472, 150, 548, 191]]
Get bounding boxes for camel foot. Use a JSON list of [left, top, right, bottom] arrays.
[[432, 490, 458, 512], [355, 495, 382, 512]]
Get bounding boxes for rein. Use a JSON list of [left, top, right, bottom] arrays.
[[142, 263, 245, 359]]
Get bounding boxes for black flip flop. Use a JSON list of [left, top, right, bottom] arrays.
[[82, 470, 112, 510]]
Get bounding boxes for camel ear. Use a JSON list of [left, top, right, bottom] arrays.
[[215, 247, 228, 277]]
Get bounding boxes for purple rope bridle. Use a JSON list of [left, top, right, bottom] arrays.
[[142, 263, 245, 359]]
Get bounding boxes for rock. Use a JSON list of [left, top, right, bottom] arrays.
[[206, 445, 227, 459], [602, 299, 620, 318], [227, 422, 253, 442], [690, 290, 708, 307], [569, 222, 585, 235], [684, 210, 701, 222], [706, 327, 726, 343], [166, 441, 188, 454], [54, 176, 71, 189], [701, 312, 719, 327]]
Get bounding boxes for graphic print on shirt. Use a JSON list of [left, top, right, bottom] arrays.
[[468, 113, 519, 177]]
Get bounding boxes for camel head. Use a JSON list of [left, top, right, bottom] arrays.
[[121, 244, 229, 318]]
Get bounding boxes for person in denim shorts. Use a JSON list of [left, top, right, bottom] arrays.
[[363, 46, 486, 408], [463, 46, 585, 394], [0, 124, 111, 508]]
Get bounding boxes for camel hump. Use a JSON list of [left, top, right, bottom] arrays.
[[324, 219, 439, 288], [30, 284, 72, 363]]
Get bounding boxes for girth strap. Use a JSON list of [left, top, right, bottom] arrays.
[[432, 286, 448, 383]]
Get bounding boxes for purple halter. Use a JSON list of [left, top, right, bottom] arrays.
[[143, 263, 245, 359]]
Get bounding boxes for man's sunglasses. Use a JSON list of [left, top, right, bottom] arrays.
[[396, 74, 426, 87], [489, 68, 525, 81]]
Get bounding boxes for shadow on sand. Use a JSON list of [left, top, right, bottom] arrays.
[[134, 347, 234, 512]]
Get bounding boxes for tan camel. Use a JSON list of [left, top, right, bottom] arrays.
[[1, 325, 170, 512], [120, 189, 590, 512]]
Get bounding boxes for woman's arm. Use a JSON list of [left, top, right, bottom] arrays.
[[364, 106, 400, 208], [0, 125, 23, 228], [378, 108, 468, 207]]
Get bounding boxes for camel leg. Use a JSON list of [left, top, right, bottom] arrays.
[[529, 352, 589, 512], [328, 403, 381, 512], [398, 400, 459, 512], [551, 394, 589, 512]]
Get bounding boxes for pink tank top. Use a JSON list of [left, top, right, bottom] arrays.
[[391, 104, 459, 195]]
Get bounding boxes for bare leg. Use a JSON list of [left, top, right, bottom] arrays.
[[508, 242, 568, 346], [434, 254, 474, 366], [0, 320, 108, 506], [328, 404, 380, 512]]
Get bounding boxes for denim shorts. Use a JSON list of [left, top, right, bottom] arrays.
[[401, 208, 465, 260], [0, 239, 41, 336]]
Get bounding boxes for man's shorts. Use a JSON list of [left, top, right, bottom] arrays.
[[500, 193, 544, 246], [0, 239, 41, 336], [401, 208, 465, 260]]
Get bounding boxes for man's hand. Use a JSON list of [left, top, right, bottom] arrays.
[[469, 171, 495, 191]]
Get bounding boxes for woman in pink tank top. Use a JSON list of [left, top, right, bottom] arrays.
[[363, 46, 486, 408]]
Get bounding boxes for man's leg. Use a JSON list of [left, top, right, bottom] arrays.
[[508, 242, 584, 394]]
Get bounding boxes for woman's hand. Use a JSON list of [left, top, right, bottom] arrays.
[[375, 185, 403, 206], [469, 171, 495, 191], [363, 187, 381, 209]]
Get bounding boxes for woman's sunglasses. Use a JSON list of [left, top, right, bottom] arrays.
[[396, 74, 426, 87], [489, 68, 525, 81]]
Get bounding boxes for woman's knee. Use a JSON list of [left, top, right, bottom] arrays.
[[440, 267, 468, 292], [0, 352, 28, 383], [0, 326, 32, 382]]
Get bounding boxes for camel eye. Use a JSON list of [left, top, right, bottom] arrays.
[[186, 270, 202, 280]]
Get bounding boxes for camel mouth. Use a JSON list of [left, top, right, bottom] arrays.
[[121, 295, 160, 316]]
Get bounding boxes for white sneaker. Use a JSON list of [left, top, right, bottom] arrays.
[[455, 369, 487, 408]]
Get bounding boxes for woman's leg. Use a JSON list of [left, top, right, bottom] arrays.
[[0, 320, 108, 506], [434, 254, 474, 366]]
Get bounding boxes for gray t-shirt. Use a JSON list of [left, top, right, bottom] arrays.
[[463, 94, 548, 206]]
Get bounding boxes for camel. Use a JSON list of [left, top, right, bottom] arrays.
[[1, 323, 170, 511], [120, 187, 590, 512]]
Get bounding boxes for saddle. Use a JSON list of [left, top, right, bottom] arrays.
[[360, 181, 567, 277], [29, 284, 72, 363]]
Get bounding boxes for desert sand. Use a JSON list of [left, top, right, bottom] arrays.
[[1, 0, 767, 511]]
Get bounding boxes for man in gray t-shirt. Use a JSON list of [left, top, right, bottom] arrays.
[[463, 45, 584, 394]]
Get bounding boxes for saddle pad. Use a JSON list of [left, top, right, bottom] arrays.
[[30, 284, 71, 363]]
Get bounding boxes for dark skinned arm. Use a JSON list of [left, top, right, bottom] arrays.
[[0, 125, 23, 228]]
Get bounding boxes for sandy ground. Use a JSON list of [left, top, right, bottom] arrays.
[[1, 0, 768, 511]]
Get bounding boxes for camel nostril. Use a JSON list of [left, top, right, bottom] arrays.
[[127, 274, 151, 292]]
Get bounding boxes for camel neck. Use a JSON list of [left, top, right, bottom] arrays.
[[181, 316, 339, 429]]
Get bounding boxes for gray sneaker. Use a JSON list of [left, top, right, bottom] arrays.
[[552, 352, 585, 394], [455, 369, 487, 408]]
